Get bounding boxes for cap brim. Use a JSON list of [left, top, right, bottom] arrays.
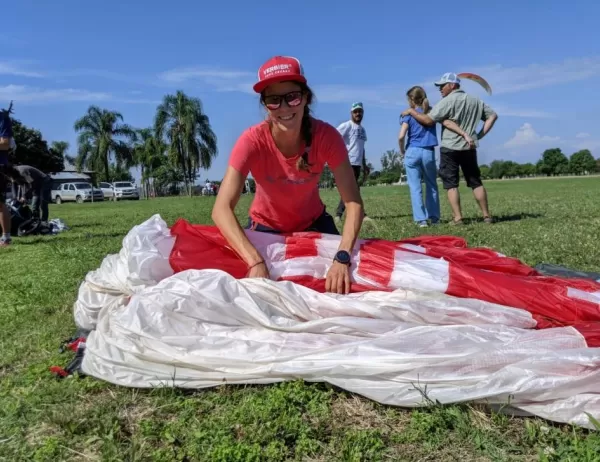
[[253, 74, 307, 93], [434, 81, 446, 86]]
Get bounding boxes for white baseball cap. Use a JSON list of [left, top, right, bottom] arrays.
[[434, 72, 461, 86]]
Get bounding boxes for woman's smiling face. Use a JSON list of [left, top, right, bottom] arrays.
[[262, 81, 306, 131]]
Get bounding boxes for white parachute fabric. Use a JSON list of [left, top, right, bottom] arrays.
[[74, 215, 175, 330], [74, 215, 600, 430]]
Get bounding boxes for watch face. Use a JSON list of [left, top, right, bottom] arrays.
[[335, 251, 351, 264]]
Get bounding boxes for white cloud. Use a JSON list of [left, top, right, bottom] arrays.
[[312, 84, 402, 106], [157, 67, 256, 94], [0, 61, 45, 78], [494, 106, 555, 119], [574, 139, 600, 152], [159, 67, 253, 83], [0, 84, 160, 105], [504, 123, 560, 149], [118, 98, 161, 105], [467, 56, 600, 95], [576, 132, 591, 139], [0, 84, 112, 103]]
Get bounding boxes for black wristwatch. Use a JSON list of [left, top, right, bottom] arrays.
[[334, 250, 351, 266]]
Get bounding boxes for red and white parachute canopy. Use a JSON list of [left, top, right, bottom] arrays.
[[74, 215, 600, 429]]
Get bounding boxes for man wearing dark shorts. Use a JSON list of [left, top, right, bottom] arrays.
[[405, 73, 498, 224]]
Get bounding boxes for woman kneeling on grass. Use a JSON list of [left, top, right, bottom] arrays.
[[211, 56, 365, 294]]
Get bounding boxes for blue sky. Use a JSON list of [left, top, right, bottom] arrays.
[[2, 0, 600, 182]]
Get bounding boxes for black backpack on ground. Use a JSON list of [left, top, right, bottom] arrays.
[[17, 218, 54, 237], [8, 200, 33, 234]]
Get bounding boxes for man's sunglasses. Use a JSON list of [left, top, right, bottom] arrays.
[[262, 91, 304, 110]]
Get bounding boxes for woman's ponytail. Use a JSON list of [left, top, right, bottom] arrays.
[[422, 97, 431, 114], [296, 97, 313, 172], [406, 86, 430, 114]]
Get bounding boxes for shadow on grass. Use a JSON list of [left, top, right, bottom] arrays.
[[492, 212, 545, 223], [368, 214, 412, 220], [446, 213, 545, 225], [14, 231, 127, 245], [66, 222, 105, 229]]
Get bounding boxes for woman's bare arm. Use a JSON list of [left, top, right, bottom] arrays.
[[332, 159, 364, 253], [398, 123, 409, 155], [211, 166, 263, 267]]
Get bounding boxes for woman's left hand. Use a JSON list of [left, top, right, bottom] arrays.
[[401, 108, 414, 117], [326, 261, 351, 294]]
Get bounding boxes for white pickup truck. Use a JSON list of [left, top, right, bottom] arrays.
[[99, 181, 140, 201], [52, 182, 105, 204]]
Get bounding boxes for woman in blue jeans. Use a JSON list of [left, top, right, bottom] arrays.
[[398, 86, 441, 227]]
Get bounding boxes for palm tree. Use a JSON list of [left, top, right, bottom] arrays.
[[132, 128, 167, 198], [50, 141, 73, 167], [154, 91, 218, 196], [73, 106, 137, 182]]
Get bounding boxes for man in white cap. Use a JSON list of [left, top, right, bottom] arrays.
[[335, 102, 372, 223], [402, 73, 498, 225]]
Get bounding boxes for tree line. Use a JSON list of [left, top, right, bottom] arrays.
[[7, 90, 218, 197], [9, 96, 599, 194], [354, 147, 600, 185]]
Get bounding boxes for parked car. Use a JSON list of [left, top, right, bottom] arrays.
[[112, 181, 139, 201], [52, 182, 104, 204], [99, 182, 115, 200]]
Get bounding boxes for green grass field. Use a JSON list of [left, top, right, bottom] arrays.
[[1, 177, 599, 461]]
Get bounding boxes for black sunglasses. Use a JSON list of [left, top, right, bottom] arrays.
[[262, 91, 304, 110]]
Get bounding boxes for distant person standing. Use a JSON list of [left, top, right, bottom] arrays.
[[402, 73, 498, 224], [0, 103, 16, 247], [335, 102, 372, 223], [9, 165, 53, 222], [398, 86, 441, 227]]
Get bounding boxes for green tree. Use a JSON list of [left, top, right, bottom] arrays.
[[479, 164, 490, 179], [10, 120, 64, 172], [320, 165, 334, 188], [155, 91, 218, 196], [73, 106, 137, 182], [540, 148, 569, 176], [108, 164, 134, 182], [519, 163, 536, 177], [380, 150, 404, 175], [488, 160, 507, 179], [536, 159, 550, 176], [569, 149, 596, 175], [50, 141, 71, 162], [153, 164, 185, 196], [132, 128, 168, 198]]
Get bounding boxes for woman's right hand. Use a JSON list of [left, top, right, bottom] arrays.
[[247, 261, 270, 279]]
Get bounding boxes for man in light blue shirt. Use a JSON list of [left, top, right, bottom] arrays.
[[335, 102, 372, 222]]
